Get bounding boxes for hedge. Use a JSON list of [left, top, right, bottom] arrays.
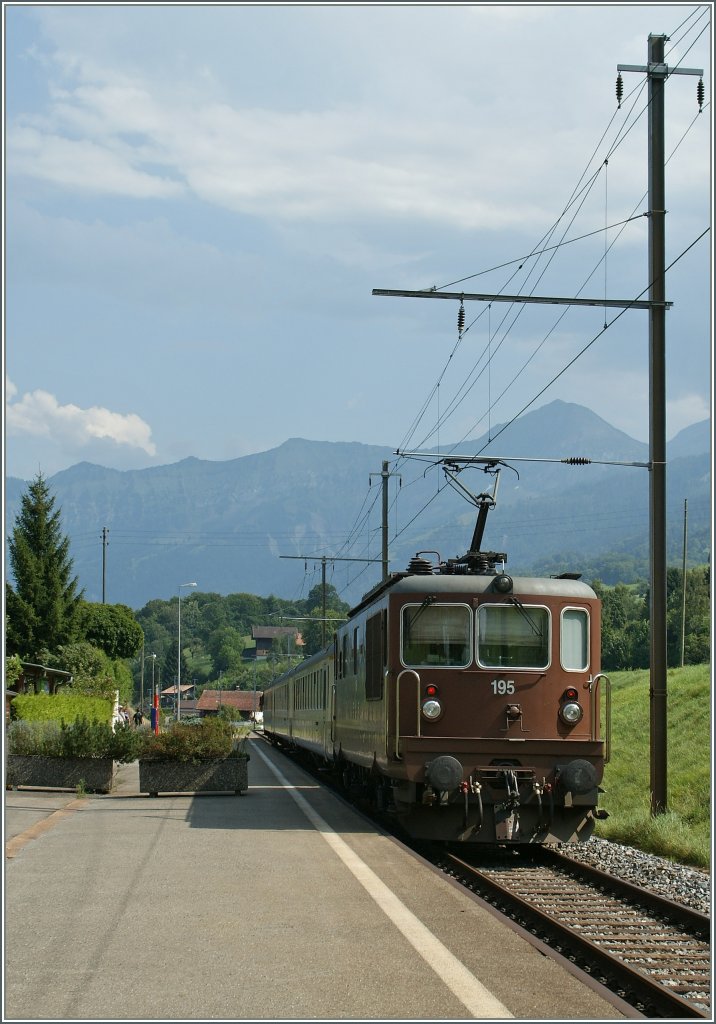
[[11, 692, 113, 725]]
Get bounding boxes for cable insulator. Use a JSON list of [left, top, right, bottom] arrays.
[[697, 77, 704, 111], [457, 302, 465, 335], [562, 457, 591, 466], [616, 73, 623, 109]]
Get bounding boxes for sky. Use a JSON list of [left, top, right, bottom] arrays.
[[3, 2, 712, 483]]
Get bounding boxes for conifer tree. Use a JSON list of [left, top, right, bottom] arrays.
[[6, 473, 84, 660]]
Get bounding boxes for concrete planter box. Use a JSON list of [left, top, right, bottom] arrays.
[[6, 754, 116, 794], [138, 756, 249, 796]]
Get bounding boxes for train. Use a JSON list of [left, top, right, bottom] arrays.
[[263, 458, 611, 846]]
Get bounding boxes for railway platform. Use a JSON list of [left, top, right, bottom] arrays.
[[4, 734, 633, 1021]]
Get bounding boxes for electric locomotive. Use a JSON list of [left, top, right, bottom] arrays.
[[263, 459, 611, 845]]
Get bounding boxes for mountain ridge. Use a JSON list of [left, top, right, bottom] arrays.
[[5, 401, 710, 610]]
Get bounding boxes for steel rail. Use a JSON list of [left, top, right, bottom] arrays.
[[535, 846, 709, 936], [443, 850, 710, 1019]]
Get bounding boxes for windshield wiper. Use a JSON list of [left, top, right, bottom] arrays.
[[407, 594, 436, 630], [508, 596, 543, 637]]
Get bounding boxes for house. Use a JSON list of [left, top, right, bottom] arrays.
[[159, 683, 196, 707], [243, 625, 303, 660], [13, 662, 73, 696], [196, 689, 263, 722], [177, 699, 200, 718]]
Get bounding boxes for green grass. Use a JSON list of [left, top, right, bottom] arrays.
[[596, 664, 711, 869]]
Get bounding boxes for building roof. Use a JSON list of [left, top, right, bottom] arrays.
[[20, 662, 73, 681], [196, 690, 262, 712], [251, 626, 299, 640], [160, 684, 195, 695]]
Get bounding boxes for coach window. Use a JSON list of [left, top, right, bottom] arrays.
[[477, 604, 550, 669], [401, 603, 471, 667], [561, 608, 589, 671]]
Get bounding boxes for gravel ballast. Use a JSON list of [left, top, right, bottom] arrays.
[[557, 836, 711, 916]]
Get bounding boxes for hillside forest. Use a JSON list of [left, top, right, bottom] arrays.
[[132, 566, 710, 701], [5, 475, 710, 707]]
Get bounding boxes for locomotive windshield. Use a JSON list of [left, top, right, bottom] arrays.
[[401, 603, 471, 667], [477, 604, 550, 669]]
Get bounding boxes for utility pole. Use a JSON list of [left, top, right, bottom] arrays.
[[101, 527, 109, 603], [374, 34, 702, 819], [369, 461, 401, 582], [680, 498, 688, 668], [618, 35, 702, 816], [280, 554, 381, 645]]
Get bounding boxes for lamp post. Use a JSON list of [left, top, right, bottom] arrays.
[[152, 664, 161, 735], [177, 583, 197, 722], [148, 653, 156, 714], [252, 657, 257, 732]]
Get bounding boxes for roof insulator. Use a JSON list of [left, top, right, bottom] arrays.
[[616, 73, 624, 109]]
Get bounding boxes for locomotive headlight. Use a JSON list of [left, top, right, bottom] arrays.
[[559, 701, 583, 725], [422, 699, 443, 721]]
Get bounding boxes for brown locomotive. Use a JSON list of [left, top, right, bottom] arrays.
[[264, 459, 611, 845]]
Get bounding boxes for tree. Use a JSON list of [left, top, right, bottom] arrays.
[[78, 602, 144, 660], [305, 583, 347, 614], [163, 640, 189, 688], [44, 641, 132, 704], [666, 565, 711, 666], [207, 626, 247, 673], [5, 653, 23, 689], [6, 474, 83, 660], [301, 608, 345, 656]]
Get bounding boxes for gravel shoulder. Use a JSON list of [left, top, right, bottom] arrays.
[[557, 836, 711, 916]]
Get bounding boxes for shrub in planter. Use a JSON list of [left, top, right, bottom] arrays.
[[7, 718, 142, 762], [138, 717, 249, 795], [139, 716, 247, 763], [6, 717, 144, 793]]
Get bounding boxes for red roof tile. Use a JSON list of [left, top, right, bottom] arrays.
[[196, 690, 262, 712]]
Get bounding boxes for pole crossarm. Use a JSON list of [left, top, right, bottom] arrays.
[[397, 451, 651, 469], [372, 288, 671, 310], [617, 63, 703, 77], [280, 554, 382, 564]]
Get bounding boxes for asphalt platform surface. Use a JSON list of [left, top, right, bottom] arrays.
[[4, 734, 631, 1021]]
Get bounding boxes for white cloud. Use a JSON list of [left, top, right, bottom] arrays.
[[667, 393, 711, 439], [6, 383, 157, 455], [11, 8, 707, 231], [8, 125, 184, 199]]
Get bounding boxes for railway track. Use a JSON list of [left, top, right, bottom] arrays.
[[437, 845, 710, 1019], [266, 738, 710, 1018]]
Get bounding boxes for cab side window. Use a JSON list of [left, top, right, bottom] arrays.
[[365, 611, 385, 700]]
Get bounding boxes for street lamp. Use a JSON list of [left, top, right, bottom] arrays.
[[148, 653, 156, 713], [177, 582, 197, 722]]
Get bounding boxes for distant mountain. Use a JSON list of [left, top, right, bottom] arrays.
[[666, 418, 711, 460], [5, 401, 710, 610]]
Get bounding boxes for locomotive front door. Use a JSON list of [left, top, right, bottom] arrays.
[[389, 668, 421, 760]]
